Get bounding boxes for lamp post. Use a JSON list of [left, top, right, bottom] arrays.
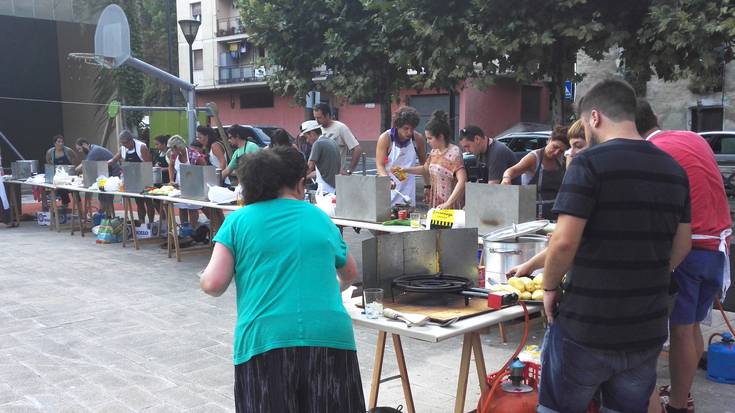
[[178, 19, 201, 84]]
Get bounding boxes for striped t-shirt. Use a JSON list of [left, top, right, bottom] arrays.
[[553, 138, 690, 351]]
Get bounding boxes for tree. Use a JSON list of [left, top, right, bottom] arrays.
[[73, 0, 181, 129]]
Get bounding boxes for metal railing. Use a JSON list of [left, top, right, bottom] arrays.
[[216, 17, 245, 37], [218, 64, 271, 84]]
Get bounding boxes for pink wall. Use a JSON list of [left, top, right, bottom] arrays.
[[198, 93, 305, 138], [460, 83, 522, 138], [198, 92, 382, 142]]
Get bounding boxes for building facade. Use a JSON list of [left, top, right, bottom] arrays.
[[176, 0, 551, 155], [576, 50, 734, 132]]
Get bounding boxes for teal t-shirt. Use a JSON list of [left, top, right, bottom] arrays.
[[227, 141, 260, 170], [213, 198, 356, 365]]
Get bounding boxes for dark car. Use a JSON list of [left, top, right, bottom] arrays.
[[255, 125, 296, 144], [496, 131, 551, 161]]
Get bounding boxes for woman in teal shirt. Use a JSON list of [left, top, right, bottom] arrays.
[[200, 146, 365, 412]]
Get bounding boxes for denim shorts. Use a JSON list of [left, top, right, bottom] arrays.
[[538, 323, 661, 413], [670, 249, 725, 325]]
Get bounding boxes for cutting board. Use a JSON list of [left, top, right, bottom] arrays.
[[357, 294, 494, 323]]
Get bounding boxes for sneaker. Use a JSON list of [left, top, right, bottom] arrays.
[[659, 385, 694, 413]]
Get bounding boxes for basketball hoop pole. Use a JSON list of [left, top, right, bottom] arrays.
[[124, 57, 197, 144]]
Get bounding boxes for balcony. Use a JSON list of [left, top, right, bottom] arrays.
[[217, 17, 246, 37], [218, 64, 272, 84]]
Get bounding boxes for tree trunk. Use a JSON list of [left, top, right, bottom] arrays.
[[549, 43, 573, 126], [380, 92, 392, 134]]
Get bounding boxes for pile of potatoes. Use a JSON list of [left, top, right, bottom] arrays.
[[505, 274, 544, 301]]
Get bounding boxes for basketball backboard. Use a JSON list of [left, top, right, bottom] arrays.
[[94, 4, 131, 68]]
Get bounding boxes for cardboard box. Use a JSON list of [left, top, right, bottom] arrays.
[[37, 211, 72, 226]]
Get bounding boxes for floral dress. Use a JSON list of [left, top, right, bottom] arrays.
[[426, 144, 465, 209]]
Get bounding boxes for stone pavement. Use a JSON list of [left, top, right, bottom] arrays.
[[1, 223, 734, 412]]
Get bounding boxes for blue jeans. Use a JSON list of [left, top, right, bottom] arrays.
[[670, 248, 725, 325], [538, 323, 661, 413]]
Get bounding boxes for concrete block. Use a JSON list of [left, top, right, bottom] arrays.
[[335, 175, 391, 222], [464, 182, 537, 234]]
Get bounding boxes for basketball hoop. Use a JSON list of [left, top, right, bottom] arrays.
[[68, 52, 116, 69]]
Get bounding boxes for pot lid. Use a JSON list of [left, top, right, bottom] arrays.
[[482, 220, 550, 242]]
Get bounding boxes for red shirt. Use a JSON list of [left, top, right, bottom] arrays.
[[649, 130, 731, 251]]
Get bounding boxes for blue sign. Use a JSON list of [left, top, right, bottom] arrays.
[[564, 80, 574, 101]]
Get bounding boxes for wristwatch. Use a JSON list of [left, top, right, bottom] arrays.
[[346, 169, 352, 175], [424, 184, 432, 189]]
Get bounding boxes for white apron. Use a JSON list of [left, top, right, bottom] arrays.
[[0, 181, 8, 210], [691, 228, 732, 300], [315, 168, 336, 194], [385, 132, 417, 206]]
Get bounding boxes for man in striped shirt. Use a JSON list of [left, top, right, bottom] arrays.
[[538, 79, 692, 413]]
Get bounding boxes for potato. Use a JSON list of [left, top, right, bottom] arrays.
[[520, 292, 532, 300], [508, 277, 526, 293], [533, 273, 543, 286], [520, 277, 535, 292], [532, 289, 544, 301]]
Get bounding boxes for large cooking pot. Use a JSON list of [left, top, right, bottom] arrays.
[[482, 220, 550, 285]]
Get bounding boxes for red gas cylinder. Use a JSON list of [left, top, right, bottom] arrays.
[[478, 359, 538, 413]]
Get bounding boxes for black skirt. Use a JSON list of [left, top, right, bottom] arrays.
[[234, 346, 365, 413]]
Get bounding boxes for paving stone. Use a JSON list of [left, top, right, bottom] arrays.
[[2, 224, 735, 412]]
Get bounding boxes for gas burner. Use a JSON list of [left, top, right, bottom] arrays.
[[392, 274, 471, 293], [391, 274, 473, 304]]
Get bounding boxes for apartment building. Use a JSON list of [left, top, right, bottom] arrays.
[[176, 0, 551, 154]]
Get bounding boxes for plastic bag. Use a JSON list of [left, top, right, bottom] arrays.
[[207, 185, 236, 204], [315, 191, 336, 217], [103, 176, 122, 192], [96, 218, 123, 244], [52, 167, 73, 185]]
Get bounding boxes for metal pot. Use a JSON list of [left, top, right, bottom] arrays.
[[152, 166, 163, 184], [483, 234, 547, 285]]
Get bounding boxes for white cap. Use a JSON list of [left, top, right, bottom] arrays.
[[299, 120, 321, 137]]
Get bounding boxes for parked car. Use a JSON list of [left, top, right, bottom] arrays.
[[254, 125, 296, 144], [462, 139, 517, 182], [699, 131, 735, 195], [496, 131, 551, 161]]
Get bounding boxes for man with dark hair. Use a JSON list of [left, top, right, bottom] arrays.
[[222, 125, 260, 179], [538, 79, 692, 413], [313, 103, 363, 175], [301, 120, 340, 194], [74, 139, 120, 218], [636, 99, 732, 413], [458, 125, 518, 184]]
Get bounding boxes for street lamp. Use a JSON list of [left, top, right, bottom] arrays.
[[178, 19, 201, 84]]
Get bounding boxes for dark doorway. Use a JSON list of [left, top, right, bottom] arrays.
[[690, 105, 723, 132], [408, 94, 460, 140], [521, 86, 542, 123]]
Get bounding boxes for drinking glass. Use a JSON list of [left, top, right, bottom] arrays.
[[364, 288, 384, 319], [410, 213, 421, 228]]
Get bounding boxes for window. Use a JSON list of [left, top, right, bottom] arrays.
[[258, 47, 266, 59], [193, 50, 203, 71], [191, 2, 201, 21], [240, 89, 274, 109]]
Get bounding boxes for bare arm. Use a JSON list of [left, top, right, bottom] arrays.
[[140, 144, 152, 162], [507, 247, 548, 277], [670, 223, 692, 271], [414, 132, 427, 165], [108, 151, 122, 165], [375, 132, 391, 177], [542, 214, 587, 323], [348, 145, 363, 173], [200, 243, 235, 296], [501, 152, 536, 184], [212, 143, 226, 169], [337, 252, 359, 291]]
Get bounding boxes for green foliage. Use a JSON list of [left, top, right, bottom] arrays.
[[72, 0, 180, 129]]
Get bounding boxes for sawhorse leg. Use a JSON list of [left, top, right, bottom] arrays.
[[122, 197, 139, 249], [50, 188, 60, 232], [454, 332, 488, 413], [70, 192, 85, 237], [166, 202, 181, 261], [7, 183, 21, 227], [368, 331, 416, 413]]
